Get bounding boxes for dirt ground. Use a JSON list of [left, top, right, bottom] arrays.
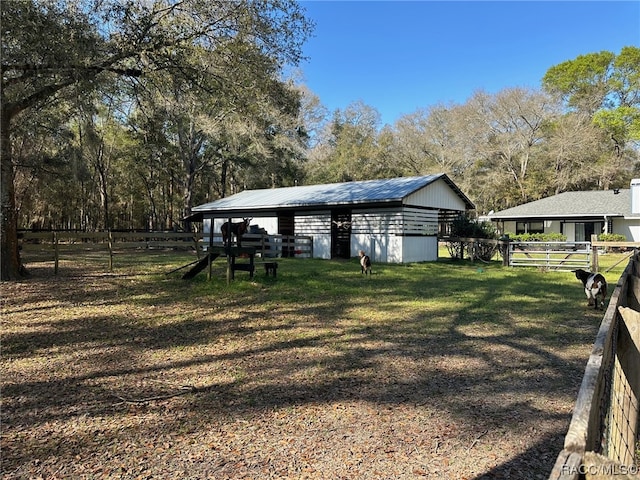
[[1, 261, 604, 479]]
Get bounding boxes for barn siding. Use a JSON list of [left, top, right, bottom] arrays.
[[350, 207, 439, 262], [295, 212, 332, 259], [405, 178, 467, 211], [403, 236, 439, 262], [352, 208, 439, 236]]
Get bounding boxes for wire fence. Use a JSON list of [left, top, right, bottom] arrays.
[[549, 251, 640, 479]]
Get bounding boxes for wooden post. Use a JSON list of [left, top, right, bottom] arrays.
[[108, 230, 114, 272], [53, 231, 59, 275], [193, 232, 201, 259], [226, 217, 232, 285], [502, 236, 510, 267], [208, 220, 214, 280], [591, 234, 599, 272]]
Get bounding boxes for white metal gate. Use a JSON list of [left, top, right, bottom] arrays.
[[508, 241, 591, 270]]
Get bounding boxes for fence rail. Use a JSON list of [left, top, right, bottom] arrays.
[[440, 237, 629, 272], [19, 230, 313, 273], [202, 233, 313, 259], [508, 241, 591, 270], [549, 251, 640, 479]]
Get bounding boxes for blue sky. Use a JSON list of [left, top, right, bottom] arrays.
[[297, 1, 640, 126]]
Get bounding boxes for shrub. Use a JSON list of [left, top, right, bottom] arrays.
[[598, 233, 626, 242], [598, 233, 628, 252], [446, 215, 498, 261], [450, 214, 497, 239], [505, 232, 567, 242]]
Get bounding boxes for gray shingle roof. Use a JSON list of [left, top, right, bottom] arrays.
[[192, 174, 474, 214], [489, 189, 637, 219]]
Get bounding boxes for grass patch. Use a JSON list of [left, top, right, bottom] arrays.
[[1, 250, 631, 479]]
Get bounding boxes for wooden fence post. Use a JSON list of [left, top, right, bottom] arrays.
[[192, 232, 201, 259], [53, 231, 59, 275], [591, 234, 599, 272], [108, 230, 114, 272], [502, 237, 510, 267]]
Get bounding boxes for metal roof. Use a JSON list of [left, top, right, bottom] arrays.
[[489, 189, 638, 219], [191, 174, 475, 217]]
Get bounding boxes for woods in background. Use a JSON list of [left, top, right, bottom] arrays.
[[1, 1, 639, 280]]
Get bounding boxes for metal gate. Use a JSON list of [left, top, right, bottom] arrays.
[[508, 241, 591, 270]]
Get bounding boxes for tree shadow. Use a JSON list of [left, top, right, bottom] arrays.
[[1, 258, 604, 478]]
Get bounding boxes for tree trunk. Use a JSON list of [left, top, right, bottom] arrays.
[[181, 155, 196, 233], [220, 157, 229, 198], [1, 111, 24, 280]]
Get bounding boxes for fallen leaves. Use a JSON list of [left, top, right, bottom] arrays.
[[1, 258, 599, 479]]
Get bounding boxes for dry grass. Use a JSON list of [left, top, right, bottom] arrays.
[[1, 251, 622, 479]]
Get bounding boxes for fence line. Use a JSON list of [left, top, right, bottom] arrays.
[[441, 237, 591, 270], [508, 241, 591, 271], [441, 236, 640, 273], [549, 251, 640, 479], [19, 231, 313, 273]]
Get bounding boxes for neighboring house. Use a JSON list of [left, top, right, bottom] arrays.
[[486, 180, 640, 242], [188, 174, 475, 263]]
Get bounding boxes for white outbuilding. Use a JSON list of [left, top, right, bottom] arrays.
[[189, 174, 475, 263]]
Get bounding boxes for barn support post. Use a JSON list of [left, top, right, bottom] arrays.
[[226, 217, 232, 285], [207, 219, 214, 280]]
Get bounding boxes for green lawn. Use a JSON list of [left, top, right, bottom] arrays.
[[1, 249, 631, 479]]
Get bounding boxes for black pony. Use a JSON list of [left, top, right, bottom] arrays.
[[221, 218, 252, 247]]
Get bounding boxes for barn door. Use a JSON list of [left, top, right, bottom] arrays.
[[278, 213, 295, 257], [331, 210, 352, 259]]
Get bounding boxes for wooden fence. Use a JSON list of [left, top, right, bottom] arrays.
[[549, 251, 640, 479], [19, 231, 313, 273], [203, 233, 313, 259]]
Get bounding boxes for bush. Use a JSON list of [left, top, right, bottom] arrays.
[[598, 233, 626, 242], [598, 233, 628, 252], [450, 214, 497, 239], [505, 232, 567, 242], [446, 215, 498, 261]]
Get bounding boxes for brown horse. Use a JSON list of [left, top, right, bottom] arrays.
[[221, 218, 251, 247]]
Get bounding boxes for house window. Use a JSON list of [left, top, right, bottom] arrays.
[[516, 221, 544, 234]]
